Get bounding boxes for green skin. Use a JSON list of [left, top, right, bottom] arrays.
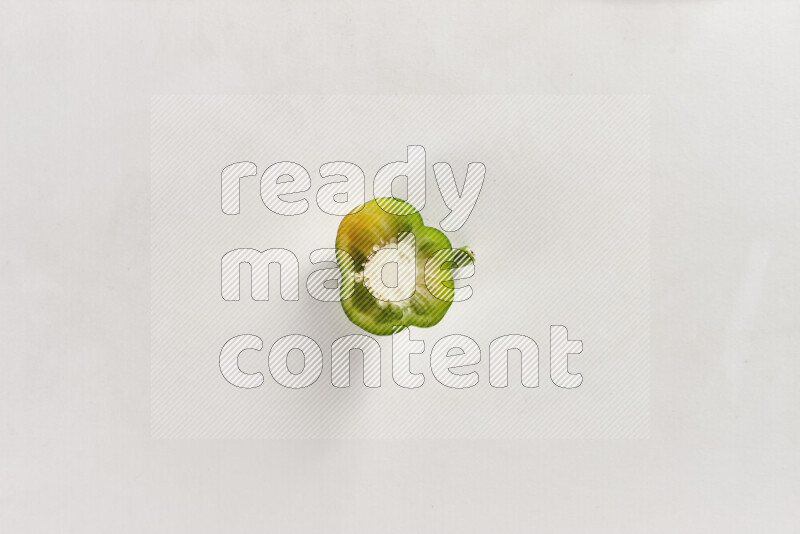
[[335, 198, 474, 336]]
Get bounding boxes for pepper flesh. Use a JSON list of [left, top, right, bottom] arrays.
[[335, 198, 474, 336]]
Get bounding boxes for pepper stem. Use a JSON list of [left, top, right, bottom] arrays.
[[456, 246, 475, 265]]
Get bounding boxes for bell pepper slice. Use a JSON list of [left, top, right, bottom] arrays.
[[335, 198, 474, 336]]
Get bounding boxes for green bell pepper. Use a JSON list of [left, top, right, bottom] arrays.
[[335, 198, 474, 336]]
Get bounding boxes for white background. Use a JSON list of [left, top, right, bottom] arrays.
[[1, 1, 798, 532]]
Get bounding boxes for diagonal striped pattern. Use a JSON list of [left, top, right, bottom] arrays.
[[151, 95, 650, 439], [434, 161, 485, 232], [424, 248, 475, 302], [317, 161, 366, 216], [221, 161, 258, 215], [261, 161, 311, 216], [550, 325, 584, 388], [429, 334, 481, 388], [489, 334, 540, 388], [374, 145, 426, 214], [219, 334, 264, 389], [361, 231, 416, 302], [331, 334, 382, 388], [268, 335, 324, 389], [307, 248, 350, 302], [220, 248, 299, 301]]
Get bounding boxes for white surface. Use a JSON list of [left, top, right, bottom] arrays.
[[150, 95, 650, 439], [1, 1, 798, 532]]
